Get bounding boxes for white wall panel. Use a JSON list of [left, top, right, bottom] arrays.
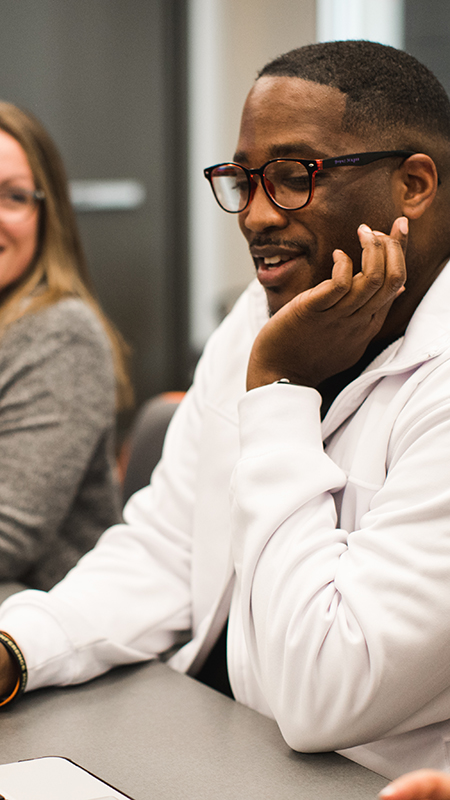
[[188, 0, 316, 350], [317, 0, 404, 48]]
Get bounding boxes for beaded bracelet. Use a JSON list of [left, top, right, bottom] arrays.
[[0, 631, 27, 707]]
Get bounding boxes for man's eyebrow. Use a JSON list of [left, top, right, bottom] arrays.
[[268, 142, 319, 159], [233, 142, 323, 164]]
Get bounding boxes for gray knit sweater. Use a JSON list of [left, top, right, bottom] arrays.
[[0, 297, 121, 590]]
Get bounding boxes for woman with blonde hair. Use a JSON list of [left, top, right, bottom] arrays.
[[0, 101, 132, 590]]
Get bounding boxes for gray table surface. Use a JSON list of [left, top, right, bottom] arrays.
[[0, 664, 389, 800], [0, 581, 388, 800]]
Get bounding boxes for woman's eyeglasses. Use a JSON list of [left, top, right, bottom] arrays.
[[204, 150, 415, 213], [0, 187, 45, 221]]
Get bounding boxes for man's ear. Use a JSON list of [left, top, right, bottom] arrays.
[[396, 153, 439, 219]]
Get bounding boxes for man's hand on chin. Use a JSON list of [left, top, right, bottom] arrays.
[[246, 217, 408, 391]]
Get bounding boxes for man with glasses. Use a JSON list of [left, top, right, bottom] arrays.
[[1, 39, 450, 779]]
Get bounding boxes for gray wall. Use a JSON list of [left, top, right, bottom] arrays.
[[405, 0, 450, 95], [0, 0, 189, 432]]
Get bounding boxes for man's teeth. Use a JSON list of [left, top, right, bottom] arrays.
[[263, 255, 290, 266]]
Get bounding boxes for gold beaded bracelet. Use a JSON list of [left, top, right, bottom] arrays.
[[0, 631, 27, 707]]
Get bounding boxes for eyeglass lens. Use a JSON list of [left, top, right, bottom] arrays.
[[0, 188, 40, 220], [210, 161, 311, 212]]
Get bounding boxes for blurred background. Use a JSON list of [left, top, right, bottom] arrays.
[[0, 0, 446, 436]]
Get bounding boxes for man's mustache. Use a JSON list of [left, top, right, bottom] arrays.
[[249, 236, 313, 318], [249, 236, 311, 254]]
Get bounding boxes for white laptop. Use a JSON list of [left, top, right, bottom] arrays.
[[0, 756, 134, 800]]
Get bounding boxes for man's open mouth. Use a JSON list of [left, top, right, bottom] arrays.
[[262, 255, 292, 267]]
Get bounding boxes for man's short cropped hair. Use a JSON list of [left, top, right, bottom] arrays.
[[258, 40, 450, 144]]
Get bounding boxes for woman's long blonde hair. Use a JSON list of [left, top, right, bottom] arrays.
[[0, 101, 133, 410]]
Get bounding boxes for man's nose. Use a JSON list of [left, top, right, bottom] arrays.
[[242, 178, 288, 232]]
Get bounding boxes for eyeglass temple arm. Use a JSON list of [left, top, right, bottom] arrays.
[[321, 150, 415, 170]]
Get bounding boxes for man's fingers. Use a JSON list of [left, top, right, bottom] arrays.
[[302, 249, 353, 311], [357, 223, 388, 298], [389, 215, 409, 256], [354, 220, 406, 309], [296, 216, 407, 318]]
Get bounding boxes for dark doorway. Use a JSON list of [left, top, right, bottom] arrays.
[[405, 0, 450, 97], [0, 0, 190, 434]]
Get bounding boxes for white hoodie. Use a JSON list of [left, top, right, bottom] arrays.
[[3, 268, 450, 779]]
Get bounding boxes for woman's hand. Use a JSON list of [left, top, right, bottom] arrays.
[[380, 770, 450, 800], [247, 217, 408, 390]]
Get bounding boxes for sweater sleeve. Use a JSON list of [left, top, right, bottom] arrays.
[[0, 300, 116, 583]]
